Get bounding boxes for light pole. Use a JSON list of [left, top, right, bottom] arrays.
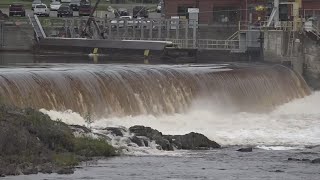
[[246, 0, 248, 25]]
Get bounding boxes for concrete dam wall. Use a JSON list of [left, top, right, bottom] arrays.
[[0, 22, 34, 51]]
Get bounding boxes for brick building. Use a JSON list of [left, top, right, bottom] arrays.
[[302, 0, 320, 9], [164, 0, 320, 24]]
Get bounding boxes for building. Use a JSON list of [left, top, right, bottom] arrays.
[[302, 0, 320, 9], [164, 0, 320, 25]]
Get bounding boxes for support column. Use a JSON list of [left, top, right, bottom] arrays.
[[149, 20, 153, 40], [192, 20, 197, 48], [158, 20, 162, 40], [185, 19, 189, 48], [274, 0, 280, 28]]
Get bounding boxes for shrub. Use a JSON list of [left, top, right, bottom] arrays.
[[74, 137, 116, 157], [53, 153, 79, 167], [24, 108, 75, 152]]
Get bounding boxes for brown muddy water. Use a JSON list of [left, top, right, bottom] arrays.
[[0, 52, 319, 180]]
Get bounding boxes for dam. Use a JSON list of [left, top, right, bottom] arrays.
[[0, 63, 310, 118], [1, 0, 320, 178]]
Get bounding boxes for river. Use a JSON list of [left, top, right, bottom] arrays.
[[0, 53, 319, 179]]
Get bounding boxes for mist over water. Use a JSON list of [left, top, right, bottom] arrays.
[[41, 91, 320, 147]]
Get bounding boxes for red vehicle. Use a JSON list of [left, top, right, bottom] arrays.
[[9, 3, 26, 17], [79, 4, 91, 16]]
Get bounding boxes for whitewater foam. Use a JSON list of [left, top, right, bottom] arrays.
[[40, 91, 320, 148]]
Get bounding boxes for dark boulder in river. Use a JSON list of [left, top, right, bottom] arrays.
[[164, 132, 221, 149], [237, 147, 253, 152], [129, 126, 221, 150], [311, 158, 320, 164], [129, 126, 173, 150]]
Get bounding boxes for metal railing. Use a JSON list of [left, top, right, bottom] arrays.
[[198, 39, 239, 50], [0, 21, 3, 48], [167, 38, 240, 50], [170, 39, 195, 49], [28, 15, 46, 40]]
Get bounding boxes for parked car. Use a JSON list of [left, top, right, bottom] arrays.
[[9, 3, 26, 17], [34, 4, 50, 17], [32, 0, 42, 10], [133, 6, 149, 18], [50, 1, 61, 11], [69, 0, 80, 11], [80, 0, 90, 5], [61, 0, 72, 3], [79, 4, 91, 16], [57, 5, 73, 17], [111, 16, 133, 28], [114, 8, 129, 18], [156, 2, 162, 13]]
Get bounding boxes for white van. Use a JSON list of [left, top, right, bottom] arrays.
[[34, 4, 49, 17]]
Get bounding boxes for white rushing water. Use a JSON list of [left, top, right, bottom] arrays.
[[40, 91, 320, 147]]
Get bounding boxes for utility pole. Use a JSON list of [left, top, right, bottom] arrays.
[[246, 0, 248, 23]]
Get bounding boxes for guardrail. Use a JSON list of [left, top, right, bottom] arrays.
[[163, 38, 240, 51]]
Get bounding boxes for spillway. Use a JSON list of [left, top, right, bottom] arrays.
[[0, 64, 310, 117]]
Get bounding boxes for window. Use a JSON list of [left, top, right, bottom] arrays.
[[213, 7, 239, 23], [177, 5, 194, 19]]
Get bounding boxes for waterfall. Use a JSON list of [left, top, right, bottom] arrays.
[[0, 64, 310, 117]]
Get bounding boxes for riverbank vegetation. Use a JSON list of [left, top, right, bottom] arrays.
[[0, 105, 116, 177]]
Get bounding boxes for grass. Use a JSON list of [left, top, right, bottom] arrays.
[[53, 153, 79, 167], [74, 136, 116, 157]]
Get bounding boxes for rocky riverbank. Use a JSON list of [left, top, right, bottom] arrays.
[[0, 106, 221, 177], [128, 126, 221, 150], [0, 106, 116, 177]]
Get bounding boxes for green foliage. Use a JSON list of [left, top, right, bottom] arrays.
[[53, 153, 79, 167], [74, 137, 116, 157], [24, 108, 75, 152]]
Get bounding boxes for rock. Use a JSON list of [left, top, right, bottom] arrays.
[[104, 127, 124, 137], [288, 158, 300, 161], [164, 132, 221, 150], [4, 164, 19, 176], [22, 167, 38, 175], [274, 170, 284, 173], [138, 136, 150, 147], [129, 126, 163, 139], [129, 136, 144, 147], [311, 158, 320, 164], [16, 163, 38, 175], [129, 126, 220, 150], [237, 147, 253, 152], [56, 167, 74, 174], [129, 126, 173, 150], [39, 163, 53, 174], [69, 125, 91, 133]]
